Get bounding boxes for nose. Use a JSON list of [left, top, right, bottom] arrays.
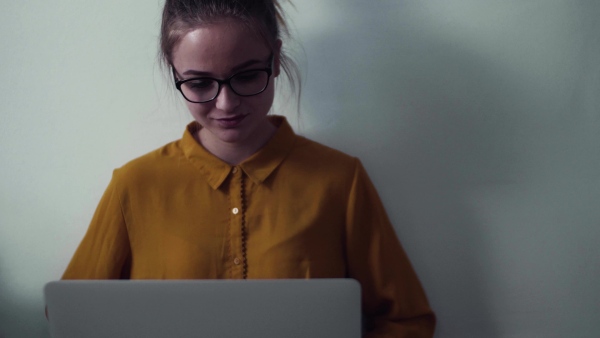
[[214, 84, 241, 112]]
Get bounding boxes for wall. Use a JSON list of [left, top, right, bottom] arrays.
[[1, 1, 598, 337]]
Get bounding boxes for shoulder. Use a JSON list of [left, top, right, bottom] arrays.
[[284, 135, 361, 181], [112, 139, 185, 184]]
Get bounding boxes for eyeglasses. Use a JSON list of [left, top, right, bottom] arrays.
[[173, 54, 273, 103]]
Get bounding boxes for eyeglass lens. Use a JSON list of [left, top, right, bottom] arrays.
[[180, 69, 270, 103]]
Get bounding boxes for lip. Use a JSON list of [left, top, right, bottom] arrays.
[[214, 114, 247, 128]]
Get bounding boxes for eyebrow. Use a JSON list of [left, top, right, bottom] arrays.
[[181, 58, 266, 77]]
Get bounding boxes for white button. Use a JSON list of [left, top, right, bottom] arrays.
[[232, 167, 238, 174], [234, 258, 241, 265], [232, 207, 239, 214]]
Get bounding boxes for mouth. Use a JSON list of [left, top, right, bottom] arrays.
[[214, 114, 248, 128]]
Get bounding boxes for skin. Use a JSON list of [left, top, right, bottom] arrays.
[[171, 19, 282, 165]]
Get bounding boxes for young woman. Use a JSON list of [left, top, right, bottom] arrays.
[[62, 0, 436, 336]]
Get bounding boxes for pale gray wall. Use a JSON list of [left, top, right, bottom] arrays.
[[1, 1, 599, 337]]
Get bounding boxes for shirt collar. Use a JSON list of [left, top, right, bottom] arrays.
[[180, 115, 297, 190]]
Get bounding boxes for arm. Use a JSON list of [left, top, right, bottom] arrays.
[[345, 159, 435, 338], [62, 170, 131, 279]]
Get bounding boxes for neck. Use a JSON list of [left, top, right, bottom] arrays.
[[197, 119, 277, 165]]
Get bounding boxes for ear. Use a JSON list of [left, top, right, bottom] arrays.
[[273, 39, 283, 77]]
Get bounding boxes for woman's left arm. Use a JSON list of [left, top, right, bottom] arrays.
[[344, 159, 436, 338]]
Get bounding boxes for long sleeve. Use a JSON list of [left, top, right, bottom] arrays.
[[345, 159, 435, 338], [62, 171, 131, 279]]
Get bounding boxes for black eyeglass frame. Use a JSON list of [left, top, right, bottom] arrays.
[[173, 54, 274, 104]]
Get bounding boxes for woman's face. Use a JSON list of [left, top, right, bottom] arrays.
[[171, 19, 280, 146]]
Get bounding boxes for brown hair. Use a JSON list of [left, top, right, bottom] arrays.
[[159, 0, 301, 106]]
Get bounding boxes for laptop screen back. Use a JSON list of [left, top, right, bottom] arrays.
[[44, 279, 361, 338]]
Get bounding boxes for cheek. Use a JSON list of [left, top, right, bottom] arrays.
[[232, 89, 274, 116], [254, 85, 276, 112], [185, 102, 210, 120]]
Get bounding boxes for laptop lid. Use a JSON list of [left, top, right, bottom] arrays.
[[44, 279, 361, 338]]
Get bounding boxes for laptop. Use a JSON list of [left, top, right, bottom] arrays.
[[44, 279, 361, 338]]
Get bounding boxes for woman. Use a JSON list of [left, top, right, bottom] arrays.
[[62, 0, 436, 336]]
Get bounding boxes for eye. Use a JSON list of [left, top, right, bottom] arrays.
[[186, 78, 216, 91], [233, 71, 262, 83]]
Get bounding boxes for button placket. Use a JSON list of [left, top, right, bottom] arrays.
[[239, 173, 248, 278], [228, 166, 247, 279]]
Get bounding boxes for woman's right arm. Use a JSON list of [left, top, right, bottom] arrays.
[[62, 171, 131, 279]]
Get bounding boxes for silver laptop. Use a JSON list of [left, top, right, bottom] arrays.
[[44, 279, 361, 338]]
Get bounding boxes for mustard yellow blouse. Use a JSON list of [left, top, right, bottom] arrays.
[[63, 116, 435, 337]]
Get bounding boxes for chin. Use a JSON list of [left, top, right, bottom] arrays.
[[214, 128, 250, 144]]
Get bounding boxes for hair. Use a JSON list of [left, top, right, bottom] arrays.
[[159, 0, 301, 111]]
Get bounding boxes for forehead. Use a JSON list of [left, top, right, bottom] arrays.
[[172, 19, 270, 75]]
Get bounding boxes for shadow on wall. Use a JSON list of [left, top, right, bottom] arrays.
[[294, 1, 564, 337], [0, 267, 49, 338]]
